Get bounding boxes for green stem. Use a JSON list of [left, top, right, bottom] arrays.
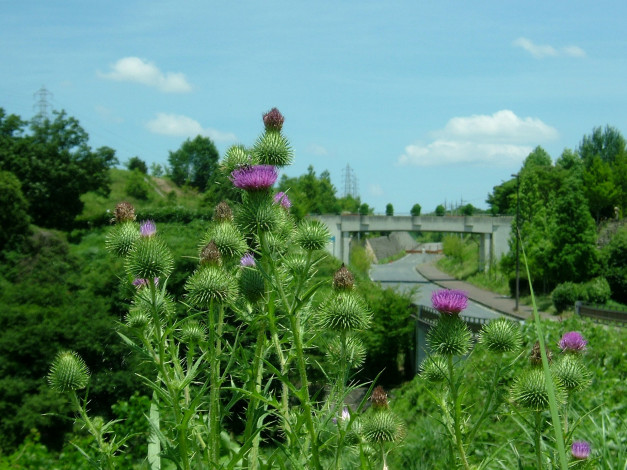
[[468, 355, 502, 444], [208, 300, 222, 467], [243, 324, 266, 470], [534, 411, 543, 470], [448, 355, 471, 470]]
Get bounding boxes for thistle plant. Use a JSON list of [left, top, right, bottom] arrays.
[[48, 108, 402, 470]]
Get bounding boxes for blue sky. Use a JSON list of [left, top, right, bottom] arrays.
[[2, 1, 626, 214]]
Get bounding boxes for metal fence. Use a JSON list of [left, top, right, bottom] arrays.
[[575, 302, 627, 327]]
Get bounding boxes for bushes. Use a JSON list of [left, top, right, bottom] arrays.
[[551, 277, 611, 313]]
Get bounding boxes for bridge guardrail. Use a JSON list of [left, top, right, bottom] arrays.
[[575, 302, 627, 327]]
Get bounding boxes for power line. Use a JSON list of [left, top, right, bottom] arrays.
[[33, 86, 53, 121], [341, 163, 358, 199]]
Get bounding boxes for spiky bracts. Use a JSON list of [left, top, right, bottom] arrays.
[[185, 265, 238, 307], [552, 354, 591, 392], [510, 368, 566, 411], [200, 223, 248, 264], [427, 315, 472, 356], [294, 219, 330, 251], [318, 291, 371, 332], [420, 355, 448, 383], [125, 229, 174, 280], [361, 387, 405, 444], [106, 221, 140, 257], [253, 132, 293, 167], [479, 318, 523, 353], [48, 351, 90, 392]]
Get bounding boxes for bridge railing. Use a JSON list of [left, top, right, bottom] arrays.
[[575, 301, 627, 327]]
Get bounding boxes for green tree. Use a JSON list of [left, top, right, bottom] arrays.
[[150, 162, 164, 177], [385, 203, 394, 216], [582, 156, 619, 222], [358, 203, 371, 216], [277, 166, 340, 219], [126, 156, 148, 174], [125, 170, 150, 200], [0, 109, 118, 230], [435, 204, 446, 216], [410, 203, 421, 216], [486, 178, 516, 215], [461, 203, 475, 216], [168, 135, 219, 191], [602, 226, 627, 303], [578, 125, 626, 166], [0, 171, 30, 251]]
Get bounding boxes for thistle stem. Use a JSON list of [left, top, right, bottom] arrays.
[[448, 355, 471, 470], [534, 411, 543, 470]]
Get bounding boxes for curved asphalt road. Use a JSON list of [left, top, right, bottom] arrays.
[[369, 253, 502, 320]]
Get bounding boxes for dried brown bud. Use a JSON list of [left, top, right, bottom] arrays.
[[333, 264, 354, 291], [371, 386, 389, 410], [530, 341, 552, 366], [200, 241, 222, 266], [114, 201, 136, 223], [262, 107, 284, 132], [213, 201, 233, 223]]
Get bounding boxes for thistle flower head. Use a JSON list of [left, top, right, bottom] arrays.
[[114, 201, 136, 223], [139, 220, 157, 237], [230, 165, 278, 191], [325, 335, 366, 370], [295, 219, 330, 251], [273, 191, 292, 209], [479, 318, 523, 353], [510, 367, 566, 411], [530, 341, 553, 366], [221, 145, 256, 174], [263, 107, 285, 132], [48, 351, 90, 392], [105, 221, 139, 257], [431, 289, 468, 315], [571, 440, 591, 460], [185, 265, 238, 307], [371, 386, 389, 410], [253, 132, 293, 167], [553, 354, 591, 392], [362, 409, 405, 443], [240, 253, 256, 267], [200, 241, 222, 266], [427, 315, 472, 356], [420, 355, 448, 383], [201, 223, 248, 263], [132, 277, 159, 288], [213, 201, 233, 222], [180, 320, 207, 345], [126, 236, 174, 280], [238, 264, 265, 303], [559, 331, 587, 353], [318, 291, 371, 331], [333, 264, 355, 291]]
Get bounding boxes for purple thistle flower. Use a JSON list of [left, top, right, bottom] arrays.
[[571, 440, 591, 460], [140, 220, 157, 237], [230, 165, 278, 191], [431, 289, 468, 315], [240, 253, 256, 267], [273, 191, 292, 209], [341, 406, 350, 421], [132, 278, 159, 288], [559, 331, 587, 352]]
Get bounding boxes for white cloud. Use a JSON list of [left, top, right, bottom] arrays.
[[397, 110, 557, 167], [306, 144, 329, 156], [146, 113, 236, 142], [513, 37, 586, 59], [100, 57, 192, 93], [368, 183, 384, 197]]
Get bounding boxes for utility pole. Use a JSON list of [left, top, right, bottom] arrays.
[[511, 173, 520, 311], [341, 164, 358, 199], [33, 86, 53, 121]]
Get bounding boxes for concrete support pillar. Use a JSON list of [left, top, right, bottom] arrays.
[[342, 232, 351, 265], [478, 233, 491, 272]]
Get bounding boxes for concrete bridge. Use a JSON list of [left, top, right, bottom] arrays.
[[311, 214, 513, 270]]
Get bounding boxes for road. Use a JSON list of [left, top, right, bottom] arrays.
[[369, 253, 502, 320]]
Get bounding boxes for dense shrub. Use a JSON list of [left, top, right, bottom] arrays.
[[582, 276, 611, 304], [602, 226, 627, 303], [124, 169, 150, 200], [551, 281, 583, 313]]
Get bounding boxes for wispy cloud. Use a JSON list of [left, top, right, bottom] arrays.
[[146, 113, 236, 142], [368, 183, 384, 197], [513, 37, 587, 59], [306, 144, 329, 156], [100, 57, 192, 93], [397, 110, 557, 167]]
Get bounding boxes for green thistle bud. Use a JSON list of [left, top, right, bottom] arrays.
[[125, 307, 150, 329], [106, 221, 139, 257], [252, 131, 293, 167], [510, 368, 566, 411], [427, 315, 472, 356], [48, 351, 90, 392], [238, 266, 266, 303], [283, 253, 309, 277], [213, 201, 234, 223], [185, 265, 238, 307], [362, 410, 405, 443], [318, 291, 371, 331], [479, 318, 523, 353], [201, 223, 248, 263], [333, 264, 355, 291], [294, 219, 330, 252], [420, 355, 448, 383], [325, 335, 367, 370], [131, 284, 176, 323], [235, 195, 281, 234], [221, 145, 256, 174], [180, 320, 207, 345], [553, 354, 591, 392], [126, 236, 174, 280]]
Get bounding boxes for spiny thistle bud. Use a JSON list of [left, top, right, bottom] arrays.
[[231, 165, 278, 191], [48, 351, 90, 392], [106, 221, 139, 257], [238, 263, 265, 303], [333, 264, 355, 291], [318, 291, 371, 331], [553, 354, 591, 392], [253, 131, 293, 167], [362, 410, 405, 444], [283, 253, 309, 276], [125, 308, 150, 329], [427, 315, 472, 356], [273, 191, 292, 210], [431, 289, 468, 315], [235, 195, 281, 233], [126, 233, 174, 281], [185, 265, 238, 307], [420, 355, 448, 383], [221, 145, 256, 175], [200, 241, 222, 266], [510, 368, 566, 411], [295, 219, 330, 252], [530, 341, 553, 366], [213, 201, 233, 223], [263, 107, 285, 132], [325, 335, 367, 370], [180, 320, 207, 345], [571, 441, 591, 460], [558, 331, 587, 353], [114, 201, 135, 223], [132, 285, 175, 323], [479, 318, 523, 353], [201, 223, 248, 263], [371, 386, 389, 410]]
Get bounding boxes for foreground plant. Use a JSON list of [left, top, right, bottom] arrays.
[[49, 108, 402, 470]]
